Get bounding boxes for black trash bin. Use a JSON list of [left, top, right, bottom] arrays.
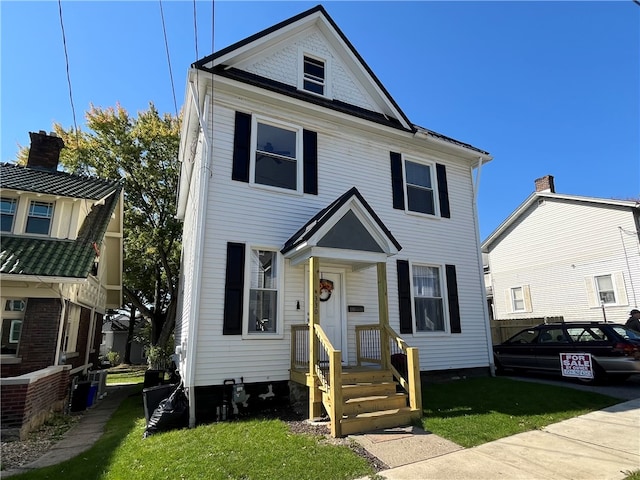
[[143, 383, 177, 422], [70, 380, 91, 412], [143, 369, 165, 389]]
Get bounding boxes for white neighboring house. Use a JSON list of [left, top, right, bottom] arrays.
[[482, 175, 640, 323], [175, 5, 493, 436]]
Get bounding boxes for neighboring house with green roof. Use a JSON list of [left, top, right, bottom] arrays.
[[0, 131, 123, 439]]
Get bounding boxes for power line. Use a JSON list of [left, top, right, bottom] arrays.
[[57, 0, 79, 147], [193, 0, 199, 61], [159, 0, 179, 118]]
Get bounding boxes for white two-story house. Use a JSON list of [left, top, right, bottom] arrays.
[[175, 5, 493, 436]]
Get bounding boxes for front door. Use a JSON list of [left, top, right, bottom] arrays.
[[307, 269, 347, 364]]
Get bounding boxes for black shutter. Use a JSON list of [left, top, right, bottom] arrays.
[[390, 152, 405, 210], [436, 163, 450, 218], [396, 260, 413, 334], [446, 264, 461, 333], [303, 129, 318, 195], [223, 242, 246, 335], [232, 112, 251, 182]]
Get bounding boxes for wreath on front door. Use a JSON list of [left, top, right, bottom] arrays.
[[319, 278, 334, 302]]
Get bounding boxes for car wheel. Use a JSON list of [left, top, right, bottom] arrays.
[[494, 358, 505, 375], [577, 361, 606, 385]]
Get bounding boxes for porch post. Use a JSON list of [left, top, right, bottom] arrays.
[[308, 256, 322, 420], [377, 262, 391, 370]]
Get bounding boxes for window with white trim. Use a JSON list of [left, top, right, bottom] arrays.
[[511, 287, 525, 312], [247, 249, 279, 334], [595, 274, 616, 305], [252, 118, 302, 192], [1, 299, 26, 355], [405, 159, 437, 215], [303, 55, 325, 95], [1, 197, 17, 232], [26, 200, 54, 235], [412, 264, 445, 332]]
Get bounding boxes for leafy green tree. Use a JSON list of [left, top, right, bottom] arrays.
[[52, 103, 182, 350]]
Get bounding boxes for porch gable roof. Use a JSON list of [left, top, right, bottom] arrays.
[[281, 187, 401, 267]]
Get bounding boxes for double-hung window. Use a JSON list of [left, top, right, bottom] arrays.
[[511, 287, 525, 312], [26, 201, 53, 235], [1, 299, 26, 356], [594, 275, 616, 304], [0, 198, 17, 232], [412, 264, 445, 332], [248, 249, 279, 334], [405, 159, 437, 215], [253, 119, 301, 192], [303, 55, 325, 95]]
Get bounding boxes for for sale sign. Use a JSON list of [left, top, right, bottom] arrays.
[[560, 353, 593, 379]]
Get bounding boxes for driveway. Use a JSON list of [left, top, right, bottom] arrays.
[[503, 372, 640, 400]]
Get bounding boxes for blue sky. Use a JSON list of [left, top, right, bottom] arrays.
[[1, 1, 638, 240]]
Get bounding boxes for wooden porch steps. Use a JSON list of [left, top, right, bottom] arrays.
[[324, 368, 417, 436]]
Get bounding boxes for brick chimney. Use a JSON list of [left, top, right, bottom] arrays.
[[27, 131, 65, 171], [534, 175, 555, 193]]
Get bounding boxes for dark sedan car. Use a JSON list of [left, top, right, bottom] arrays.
[[493, 322, 640, 383]]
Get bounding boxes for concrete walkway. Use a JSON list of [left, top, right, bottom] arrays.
[[352, 398, 640, 480], [1, 383, 138, 478]]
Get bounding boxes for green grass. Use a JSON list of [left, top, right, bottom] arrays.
[[9, 376, 623, 480], [624, 471, 640, 480], [421, 376, 619, 447], [105, 365, 148, 385], [8, 385, 374, 480]]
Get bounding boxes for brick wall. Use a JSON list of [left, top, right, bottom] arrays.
[[69, 307, 92, 370], [14, 298, 61, 375], [89, 312, 103, 367], [1, 366, 71, 440]]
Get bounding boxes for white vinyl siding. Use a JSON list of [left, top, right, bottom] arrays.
[[184, 97, 490, 382], [487, 198, 638, 322]]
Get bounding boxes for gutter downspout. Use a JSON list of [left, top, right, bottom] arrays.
[[186, 91, 212, 428], [471, 157, 496, 376]]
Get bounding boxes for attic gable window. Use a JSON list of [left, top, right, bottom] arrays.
[[303, 55, 325, 95], [252, 118, 302, 192], [26, 201, 53, 235], [1, 197, 17, 232]]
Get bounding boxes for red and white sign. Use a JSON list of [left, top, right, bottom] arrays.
[[560, 353, 593, 379]]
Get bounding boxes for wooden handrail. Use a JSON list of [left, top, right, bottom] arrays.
[[355, 323, 422, 415]]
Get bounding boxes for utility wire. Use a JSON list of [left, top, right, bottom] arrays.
[[57, 0, 79, 147], [193, 0, 199, 61], [159, 0, 179, 118]]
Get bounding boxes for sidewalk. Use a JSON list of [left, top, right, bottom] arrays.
[[352, 398, 640, 480], [1, 383, 138, 478]]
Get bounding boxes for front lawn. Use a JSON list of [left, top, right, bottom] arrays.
[[9, 376, 621, 479], [422, 376, 619, 447]]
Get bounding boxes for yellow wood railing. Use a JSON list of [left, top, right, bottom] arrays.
[[355, 324, 422, 413], [313, 324, 343, 437]]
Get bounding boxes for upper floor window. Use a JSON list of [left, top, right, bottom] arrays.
[[303, 56, 325, 95], [26, 201, 53, 235], [412, 264, 445, 332], [248, 249, 279, 334], [1, 299, 26, 356], [253, 119, 301, 192], [0, 197, 17, 232], [594, 275, 615, 304], [405, 160, 436, 215]]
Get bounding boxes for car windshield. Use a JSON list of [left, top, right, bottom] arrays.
[[612, 325, 640, 341]]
